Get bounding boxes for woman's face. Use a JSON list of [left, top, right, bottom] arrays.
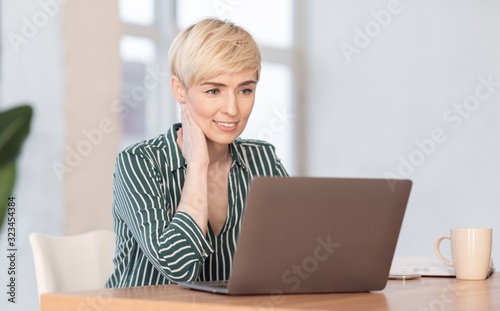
[[183, 69, 257, 146]]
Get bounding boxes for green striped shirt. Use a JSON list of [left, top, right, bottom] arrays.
[[106, 123, 288, 288]]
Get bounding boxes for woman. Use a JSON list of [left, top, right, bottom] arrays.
[[106, 18, 288, 288]]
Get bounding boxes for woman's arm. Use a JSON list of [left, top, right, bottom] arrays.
[[113, 101, 217, 284], [113, 149, 213, 283], [175, 102, 210, 235], [273, 153, 289, 177]]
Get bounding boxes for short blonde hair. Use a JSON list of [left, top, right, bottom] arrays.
[[169, 18, 261, 88]]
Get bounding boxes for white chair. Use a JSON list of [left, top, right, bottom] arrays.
[[29, 230, 115, 296]]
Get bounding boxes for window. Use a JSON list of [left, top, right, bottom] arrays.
[[176, 0, 293, 49], [119, 0, 155, 26], [119, 35, 156, 147], [242, 62, 294, 172], [118, 0, 174, 150], [118, 0, 296, 173]]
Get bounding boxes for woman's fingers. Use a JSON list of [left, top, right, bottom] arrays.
[[179, 102, 209, 165], [176, 127, 183, 150]]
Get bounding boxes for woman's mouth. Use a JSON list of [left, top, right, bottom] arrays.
[[214, 120, 238, 131]]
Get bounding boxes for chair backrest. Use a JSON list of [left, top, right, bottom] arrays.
[[29, 230, 115, 296]]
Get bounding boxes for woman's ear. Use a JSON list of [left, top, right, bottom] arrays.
[[171, 76, 186, 104]]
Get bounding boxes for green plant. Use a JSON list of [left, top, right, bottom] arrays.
[[0, 105, 33, 227]]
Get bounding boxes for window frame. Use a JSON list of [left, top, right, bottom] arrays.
[[119, 0, 303, 174]]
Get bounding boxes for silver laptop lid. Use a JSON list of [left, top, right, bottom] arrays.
[[227, 177, 412, 295]]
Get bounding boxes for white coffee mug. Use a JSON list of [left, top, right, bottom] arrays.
[[435, 228, 492, 280]]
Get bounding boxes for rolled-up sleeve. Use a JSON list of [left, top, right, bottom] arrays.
[[271, 148, 289, 177], [113, 149, 213, 283]]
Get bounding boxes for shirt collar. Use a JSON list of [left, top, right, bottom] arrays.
[[166, 123, 185, 171], [230, 139, 248, 171], [166, 123, 248, 171]]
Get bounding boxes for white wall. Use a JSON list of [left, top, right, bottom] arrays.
[[0, 0, 65, 310], [1, 1, 120, 309], [63, 0, 121, 235], [1, 2, 499, 309], [304, 0, 500, 261]]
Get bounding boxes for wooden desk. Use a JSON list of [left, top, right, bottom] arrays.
[[41, 273, 499, 311]]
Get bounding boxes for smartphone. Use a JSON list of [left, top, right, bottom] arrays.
[[388, 274, 421, 280]]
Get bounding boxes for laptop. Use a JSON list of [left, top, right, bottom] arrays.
[[178, 176, 412, 295]]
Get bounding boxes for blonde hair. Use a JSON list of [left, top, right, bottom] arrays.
[[169, 18, 261, 88]]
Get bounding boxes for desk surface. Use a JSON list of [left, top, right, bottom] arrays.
[[41, 273, 499, 311]]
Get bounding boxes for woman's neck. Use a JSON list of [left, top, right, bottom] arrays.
[[206, 140, 231, 169]]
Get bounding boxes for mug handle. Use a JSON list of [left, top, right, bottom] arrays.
[[435, 235, 453, 267]]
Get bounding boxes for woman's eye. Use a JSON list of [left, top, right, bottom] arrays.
[[206, 89, 220, 95], [240, 89, 253, 95]]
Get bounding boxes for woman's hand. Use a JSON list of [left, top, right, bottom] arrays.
[[177, 103, 209, 166], [176, 102, 210, 234]]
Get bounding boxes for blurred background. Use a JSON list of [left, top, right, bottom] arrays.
[[1, 0, 499, 309]]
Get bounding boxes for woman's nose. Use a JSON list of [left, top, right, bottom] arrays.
[[221, 93, 238, 116]]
